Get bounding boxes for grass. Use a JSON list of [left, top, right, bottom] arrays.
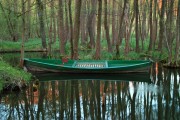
[[0, 37, 171, 61], [0, 40, 21, 51], [0, 58, 32, 91], [0, 38, 59, 51]]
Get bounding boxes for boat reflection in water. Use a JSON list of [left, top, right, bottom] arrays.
[[0, 68, 179, 120]]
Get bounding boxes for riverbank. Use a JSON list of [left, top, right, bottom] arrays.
[[1, 39, 179, 68], [0, 59, 32, 91]]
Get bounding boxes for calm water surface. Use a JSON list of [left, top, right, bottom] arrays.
[[0, 53, 179, 120]]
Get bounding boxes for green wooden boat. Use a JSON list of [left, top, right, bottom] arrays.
[[23, 58, 152, 73]]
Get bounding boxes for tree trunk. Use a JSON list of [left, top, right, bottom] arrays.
[[87, 0, 96, 49], [158, 0, 166, 51], [36, 0, 47, 49], [73, 0, 82, 59], [104, 0, 112, 52], [69, 0, 73, 59], [148, 0, 153, 50], [95, 0, 102, 59], [112, 0, 117, 46], [64, 0, 69, 43], [48, 0, 55, 55], [20, 0, 25, 67], [58, 0, 65, 55], [116, 1, 126, 57], [27, 0, 31, 39], [140, 0, 147, 51], [124, 1, 130, 55], [12, 0, 19, 41], [80, 1, 87, 45], [152, 0, 157, 49], [166, 1, 175, 64], [135, 0, 140, 52], [53, 13, 57, 43], [175, 0, 180, 63]]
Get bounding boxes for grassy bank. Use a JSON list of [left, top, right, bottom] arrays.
[[0, 38, 59, 51], [0, 58, 31, 91], [0, 38, 170, 61]]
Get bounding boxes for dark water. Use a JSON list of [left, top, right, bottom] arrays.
[[0, 53, 179, 120]]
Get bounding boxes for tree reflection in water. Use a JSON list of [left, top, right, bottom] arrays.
[[0, 66, 179, 120]]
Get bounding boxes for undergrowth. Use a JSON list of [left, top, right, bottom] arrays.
[[0, 58, 31, 91]]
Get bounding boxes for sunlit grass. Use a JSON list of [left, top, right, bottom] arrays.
[[0, 38, 60, 51], [0, 40, 20, 50]]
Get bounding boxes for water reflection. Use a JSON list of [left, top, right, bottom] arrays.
[[0, 65, 179, 120]]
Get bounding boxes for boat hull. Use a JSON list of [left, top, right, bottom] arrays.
[[24, 58, 152, 73]]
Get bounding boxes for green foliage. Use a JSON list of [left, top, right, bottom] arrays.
[[151, 50, 169, 61], [0, 59, 31, 90], [151, 51, 161, 59], [79, 48, 94, 60], [24, 38, 43, 50], [0, 82, 2, 91], [101, 51, 113, 60], [126, 51, 140, 60]]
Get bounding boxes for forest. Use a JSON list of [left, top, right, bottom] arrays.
[[0, 0, 180, 67]]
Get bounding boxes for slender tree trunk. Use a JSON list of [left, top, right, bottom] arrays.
[[158, 0, 166, 51], [80, 1, 87, 45], [53, 13, 57, 43], [36, 0, 47, 49], [64, 0, 69, 43], [166, 1, 175, 64], [175, 0, 180, 63], [13, 0, 18, 41], [58, 0, 65, 55], [20, 0, 25, 67], [104, 0, 112, 52], [116, 1, 126, 57], [140, 0, 147, 51], [87, 0, 96, 49], [45, 0, 50, 40], [152, 0, 157, 49], [73, 0, 82, 59], [135, 0, 140, 52], [95, 0, 102, 59], [126, 12, 135, 52], [112, 0, 117, 46], [69, 0, 73, 59], [148, 0, 153, 50], [27, 0, 31, 39], [48, 0, 55, 55], [124, 1, 130, 55]]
